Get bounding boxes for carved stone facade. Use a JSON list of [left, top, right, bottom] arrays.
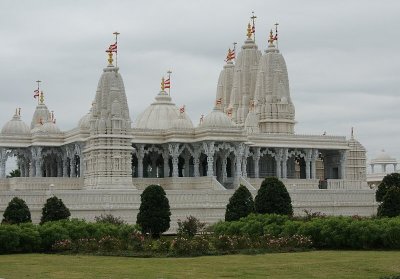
[[0, 28, 375, 225]]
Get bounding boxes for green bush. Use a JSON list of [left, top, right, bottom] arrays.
[[94, 214, 126, 225], [2, 197, 31, 224], [18, 223, 41, 252], [225, 185, 254, 221], [212, 214, 400, 250], [376, 173, 400, 202], [177, 215, 206, 238], [255, 177, 293, 216], [137, 185, 171, 238], [0, 225, 21, 253], [40, 196, 71, 224], [378, 187, 400, 217]]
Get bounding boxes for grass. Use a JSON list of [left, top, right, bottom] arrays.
[[0, 251, 399, 278]]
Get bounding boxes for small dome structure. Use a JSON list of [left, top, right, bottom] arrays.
[[1, 110, 30, 135], [78, 110, 92, 130], [135, 90, 191, 130], [244, 110, 259, 134], [172, 114, 194, 129], [371, 149, 397, 164], [201, 108, 234, 128], [41, 121, 61, 134]]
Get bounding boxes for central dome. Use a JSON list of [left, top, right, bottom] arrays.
[[134, 90, 193, 130]]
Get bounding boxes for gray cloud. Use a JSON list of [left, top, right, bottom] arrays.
[[1, 0, 399, 164]]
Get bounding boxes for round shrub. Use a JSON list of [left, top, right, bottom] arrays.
[[40, 196, 71, 224], [255, 177, 293, 216], [2, 197, 31, 224], [137, 185, 171, 238], [225, 185, 254, 221]]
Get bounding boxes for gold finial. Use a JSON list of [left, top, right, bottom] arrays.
[[268, 29, 274, 45], [39, 91, 44, 104], [161, 77, 165, 91], [106, 49, 114, 66], [247, 22, 252, 39]]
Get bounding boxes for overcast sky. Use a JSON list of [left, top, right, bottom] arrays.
[[0, 0, 399, 166]]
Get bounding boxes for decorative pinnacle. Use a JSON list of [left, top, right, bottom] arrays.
[[161, 77, 165, 91], [106, 50, 114, 66], [268, 29, 275, 45], [39, 91, 44, 104], [247, 22, 252, 39]]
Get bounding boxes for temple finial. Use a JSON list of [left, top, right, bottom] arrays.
[[39, 91, 44, 104], [247, 22, 252, 39], [268, 29, 275, 46], [161, 77, 165, 91], [106, 48, 114, 66]]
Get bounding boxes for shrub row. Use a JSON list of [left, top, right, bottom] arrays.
[[51, 233, 312, 257], [0, 218, 311, 256], [212, 214, 400, 249], [0, 219, 139, 254]]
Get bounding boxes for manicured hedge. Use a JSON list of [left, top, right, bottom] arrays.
[[213, 214, 400, 249], [0, 219, 139, 254]]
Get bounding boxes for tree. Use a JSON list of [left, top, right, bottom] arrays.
[[225, 185, 254, 221], [2, 197, 31, 224], [40, 196, 71, 224], [377, 187, 400, 217], [136, 185, 171, 238], [255, 177, 293, 216], [376, 173, 400, 202]]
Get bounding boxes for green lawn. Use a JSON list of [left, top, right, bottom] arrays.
[[0, 251, 399, 278]]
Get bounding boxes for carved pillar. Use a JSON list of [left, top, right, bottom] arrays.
[[0, 148, 7, 178], [282, 148, 289, 179], [235, 143, 245, 181], [31, 147, 43, 177], [193, 144, 201, 177], [203, 142, 215, 177], [275, 148, 282, 179], [162, 148, 169, 178], [169, 143, 180, 178], [311, 149, 319, 179], [137, 144, 145, 178], [305, 149, 312, 179], [253, 147, 260, 178], [339, 150, 347, 179], [371, 164, 375, 174], [241, 146, 249, 178]]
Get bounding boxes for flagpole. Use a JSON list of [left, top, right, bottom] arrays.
[[275, 23, 279, 48], [36, 80, 41, 105], [167, 70, 172, 95], [233, 42, 237, 61], [113, 31, 120, 67], [251, 11, 257, 42]]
